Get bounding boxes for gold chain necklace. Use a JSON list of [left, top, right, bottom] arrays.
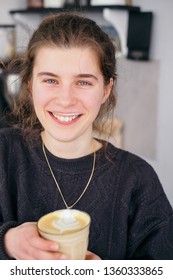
[[42, 142, 96, 209]]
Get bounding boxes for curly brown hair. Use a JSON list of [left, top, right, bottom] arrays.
[[10, 12, 117, 142]]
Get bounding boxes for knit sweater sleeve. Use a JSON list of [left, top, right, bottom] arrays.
[[0, 129, 21, 259], [126, 158, 173, 259], [0, 222, 19, 259]]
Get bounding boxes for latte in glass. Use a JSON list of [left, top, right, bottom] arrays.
[[38, 209, 91, 260]]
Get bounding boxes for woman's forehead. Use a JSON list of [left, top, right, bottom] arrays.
[[35, 46, 100, 66], [33, 46, 103, 78]]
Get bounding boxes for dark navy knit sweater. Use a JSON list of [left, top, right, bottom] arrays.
[[0, 128, 173, 259]]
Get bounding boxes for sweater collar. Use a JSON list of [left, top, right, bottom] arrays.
[[33, 137, 118, 173]]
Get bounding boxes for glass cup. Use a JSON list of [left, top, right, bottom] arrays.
[[37, 209, 91, 260]]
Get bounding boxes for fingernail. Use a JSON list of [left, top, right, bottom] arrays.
[[59, 255, 67, 260], [50, 244, 59, 251]]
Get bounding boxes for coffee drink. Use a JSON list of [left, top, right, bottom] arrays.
[[37, 209, 91, 260]]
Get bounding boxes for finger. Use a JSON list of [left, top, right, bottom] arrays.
[[23, 223, 59, 252], [26, 248, 68, 260], [29, 235, 60, 252], [85, 250, 101, 260]]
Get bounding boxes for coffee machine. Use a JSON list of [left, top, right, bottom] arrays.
[[0, 64, 20, 128]]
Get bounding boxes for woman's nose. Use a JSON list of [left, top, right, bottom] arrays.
[[56, 84, 76, 107]]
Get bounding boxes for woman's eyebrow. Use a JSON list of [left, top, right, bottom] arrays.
[[37, 72, 98, 80], [37, 72, 58, 77], [75, 74, 98, 80]]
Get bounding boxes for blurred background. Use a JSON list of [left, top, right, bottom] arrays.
[[0, 0, 173, 207]]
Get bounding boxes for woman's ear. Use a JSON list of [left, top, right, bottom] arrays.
[[102, 78, 114, 104]]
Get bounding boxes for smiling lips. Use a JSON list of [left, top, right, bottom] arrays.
[[52, 113, 81, 123]]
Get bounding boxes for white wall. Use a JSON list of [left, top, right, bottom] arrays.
[[132, 0, 173, 206], [0, 1, 26, 24], [0, 1, 173, 206]]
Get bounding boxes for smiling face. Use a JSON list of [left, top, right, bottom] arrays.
[[31, 46, 113, 154]]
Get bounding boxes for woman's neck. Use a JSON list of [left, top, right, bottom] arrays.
[[41, 132, 102, 159]]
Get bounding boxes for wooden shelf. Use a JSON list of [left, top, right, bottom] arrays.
[[10, 5, 140, 14]]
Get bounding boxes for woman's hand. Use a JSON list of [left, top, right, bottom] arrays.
[[4, 222, 67, 260], [4, 222, 101, 260]]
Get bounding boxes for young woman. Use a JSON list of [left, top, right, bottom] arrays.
[[0, 12, 173, 260]]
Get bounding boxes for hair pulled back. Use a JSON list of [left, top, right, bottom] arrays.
[[11, 12, 117, 141]]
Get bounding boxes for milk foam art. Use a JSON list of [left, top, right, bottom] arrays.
[[52, 209, 81, 233], [38, 209, 91, 259]]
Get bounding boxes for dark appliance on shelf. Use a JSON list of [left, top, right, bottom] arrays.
[[127, 11, 153, 60], [0, 65, 21, 128]]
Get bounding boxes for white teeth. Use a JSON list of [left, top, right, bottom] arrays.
[[53, 113, 79, 123]]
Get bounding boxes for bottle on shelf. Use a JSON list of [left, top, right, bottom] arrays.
[[27, 0, 43, 8], [43, 0, 66, 8]]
